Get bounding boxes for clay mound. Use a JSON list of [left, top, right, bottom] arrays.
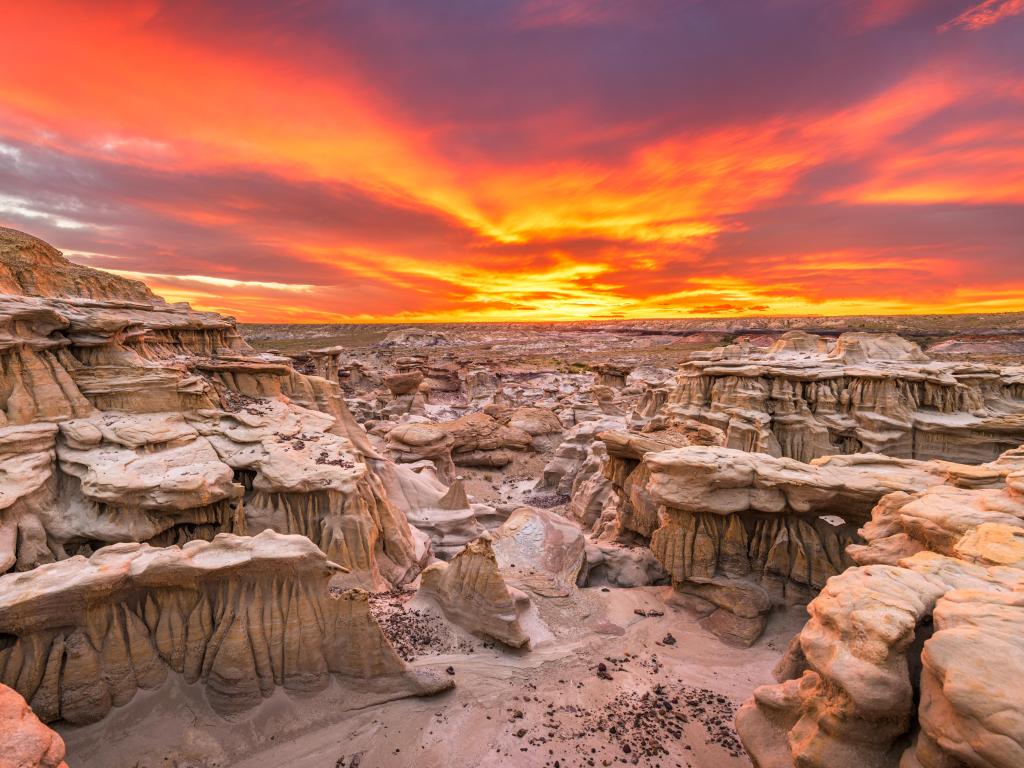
[[0, 227, 155, 302]]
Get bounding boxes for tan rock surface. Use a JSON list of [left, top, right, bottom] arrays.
[[417, 535, 531, 647], [737, 463, 1024, 768], [0, 683, 68, 768], [661, 331, 1024, 463], [0, 531, 449, 723]]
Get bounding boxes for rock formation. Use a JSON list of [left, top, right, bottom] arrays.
[[542, 416, 625, 495], [0, 531, 449, 724], [0, 683, 68, 768], [736, 454, 1024, 767], [373, 462, 489, 558], [384, 409, 538, 472], [492, 506, 586, 598], [416, 535, 531, 648], [0, 228, 453, 736], [0, 227, 425, 592], [617, 444, 1018, 645], [657, 330, 1024, 464]]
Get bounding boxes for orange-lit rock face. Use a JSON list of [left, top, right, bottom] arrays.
[[1, 1, 1023, 321]]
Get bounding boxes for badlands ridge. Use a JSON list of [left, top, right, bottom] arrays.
[[1, 226, 1024, 767]]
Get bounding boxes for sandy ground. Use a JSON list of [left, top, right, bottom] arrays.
[[58, 587, 805, 768]]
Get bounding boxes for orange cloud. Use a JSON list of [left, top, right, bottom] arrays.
[[0, 1, 1022, 322], [941, 0, 1024, 31]]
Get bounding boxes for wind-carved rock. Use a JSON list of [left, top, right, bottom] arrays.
[[373, 461, 488, 558], [638, 446, 1018, 646], [736, 458, 1024, 768], [542, 416, 625, 495], [0, 531, 450, 724], [417, 535, 531, 648], [385, 410, 539, 475], [658, 330, 1024, 464], [492, 507, 586, 599], [0, 227, 426, 593]]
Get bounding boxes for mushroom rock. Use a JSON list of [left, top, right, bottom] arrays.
[[385, 421, 457, 482], [737, 462, 1024, 768], [384, 370, 424, 396], [443, 412, 533, 468], [656, 331, 1024, 464], [591, 363, 632, 389], [0, 683, 68, 768], [415, 534, 532, 648]]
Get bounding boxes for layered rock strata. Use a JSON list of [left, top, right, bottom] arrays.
[[0, 531, 449, 724], [642, 446, 1017, 645], [736, 461, 1024, 768], [660, 330, 1024, 464], [0, 227, 425, 591]]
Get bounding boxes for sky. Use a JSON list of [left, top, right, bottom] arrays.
[[1, 0, 1022, 323]]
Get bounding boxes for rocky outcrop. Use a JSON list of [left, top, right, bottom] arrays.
[[492, 506, 586, 598], [444, 412, 533, 468], [373, 462, 488, 558], [661, 331, 1024, 464], [642, 446, 1018, 645], [736, 459, 1024, 768], [0, 683, 67, 768], [542, 416, 625, 494], [416, 535, 531, 647], [592, 363, 631, 389], [0, 228, 426, 592], [385, 421, 457, 482], [0, 531, 449, 724], [0, 227, 152, 302]]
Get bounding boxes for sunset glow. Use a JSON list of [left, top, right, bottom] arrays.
[[2, 0, 1022, 322]]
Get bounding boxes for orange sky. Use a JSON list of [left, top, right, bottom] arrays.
[[1, 0, 1022, 322]]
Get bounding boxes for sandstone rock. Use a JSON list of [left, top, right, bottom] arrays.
[[373, 460, 487, 558], [385, 421, 457, 482], [443, 412, 533, 467], [0, 683, 68, 768], [542, 417, 625, 494], [0, 531, 450, 723], [639, 445, 1022, 646], [0, 227, 429, 596], [737, 466, 1024, 768], [492, 507, 585, 598], [661, 332, 1024, 463], [0, 227, 152, 302], [384, 370, 424, 396], [504, 405, 563, 437], [581, 542, 669, 588], [417, 535, 531, 648]]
